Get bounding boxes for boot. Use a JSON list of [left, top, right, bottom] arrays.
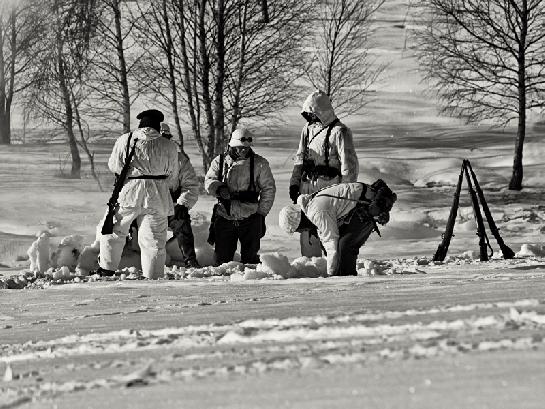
[[96, 267, 116, 277], [185, 259, 200, 268]]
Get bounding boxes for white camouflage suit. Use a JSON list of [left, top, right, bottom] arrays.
[[99, 127, 179, 279], [290, 90, 359, 256], [173, 150, 200, 209], [298, 183, 374, 276]]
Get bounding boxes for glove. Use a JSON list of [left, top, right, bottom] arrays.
[[173, 204, 189, 220], [376, 212, 390, 225], [216, 184, 231, 200], [289, 185, 300, 204]]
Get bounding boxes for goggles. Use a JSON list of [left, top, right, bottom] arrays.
[[239, 137, 253, 143]]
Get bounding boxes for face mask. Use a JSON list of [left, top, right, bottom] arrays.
[[229, 146, 250, 159], [302, 112, 320, 124]]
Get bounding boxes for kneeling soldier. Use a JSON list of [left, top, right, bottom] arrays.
[[161, 123, 201, 268], [205, 128, 276, 265], [279, 181, 396, 276]]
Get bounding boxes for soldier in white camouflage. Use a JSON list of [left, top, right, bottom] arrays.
[[205, 128, 276, 265], [289, 90, 359, 257]]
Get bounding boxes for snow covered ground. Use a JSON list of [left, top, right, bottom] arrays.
[[2, 0, 545, 407]]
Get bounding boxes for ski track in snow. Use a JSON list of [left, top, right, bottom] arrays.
[[2, 298, 545, 404]]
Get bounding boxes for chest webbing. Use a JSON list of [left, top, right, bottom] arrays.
[[303, 118, 340, 169], [218, 151, 256, 192]]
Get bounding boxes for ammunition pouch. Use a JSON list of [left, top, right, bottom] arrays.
[[230, 190, 259, 203], [301, 159, 341, 181]]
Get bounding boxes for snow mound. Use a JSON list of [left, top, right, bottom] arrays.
[[516, 244, 545, 257], [257, 253, 293, 278], [290, 256, 327, 278]]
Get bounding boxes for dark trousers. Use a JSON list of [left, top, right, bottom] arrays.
[[334, 209, 375, 276], [214, 213, 262, 265], [168, 212, 197, 264]]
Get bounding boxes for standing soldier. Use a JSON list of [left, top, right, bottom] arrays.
[[279, 180, 396, 276], [205, 128, 276, 265], [160, 123, 201, 268], [289, 90, 359, 257], [98, 109, 179, 279]]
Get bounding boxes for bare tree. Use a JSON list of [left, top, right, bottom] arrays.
[[134, 0, 311, 170], [26, 0, 98, 178], [304, 0, 387, 116], [87, 0, 147, 133], [416, 0, 545, 190], [0, 0, 44, 144]]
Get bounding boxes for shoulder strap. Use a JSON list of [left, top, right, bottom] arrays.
[[302, 125, 310, 160], [323, 119, 339, 169], [218, 153, 225, 182], [248, 151, 256, 192]]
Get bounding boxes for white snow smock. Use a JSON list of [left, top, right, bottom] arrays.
[[298, 182, 366, 276], [205, 151, 276, 220], [173, 150, 200, 209], [290, 90, 359, 190], [109, 127, 180, 216], [99, 127, 180, 279]]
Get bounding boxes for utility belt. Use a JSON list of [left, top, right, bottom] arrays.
[[230, 190, 260, 203], [127, 174, 168, 180], [301, 159, 341, 181]]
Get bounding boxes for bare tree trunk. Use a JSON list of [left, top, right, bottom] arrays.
[[72, 89, 103, 191], [509, 1, 528, 191], [229, 1, 248, 134], [56, 29, 81, 179], [160, 0, 184, 148], [198, 0, 216, 169], [0, 12, 11, 145], [0, 111, 10, 144], [213, 0, 226, 154], [113, 0, 131, 133], [260, 0, 269, 23], [177, 0, 205, 158]]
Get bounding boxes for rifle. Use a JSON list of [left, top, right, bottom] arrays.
[[101, 133, 138, 235], [465, 160, 515, 259], [463, 160, 492, 261], [433, 163, 464, 262]]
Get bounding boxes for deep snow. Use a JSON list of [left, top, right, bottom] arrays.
[[2, 0, 545, 407]]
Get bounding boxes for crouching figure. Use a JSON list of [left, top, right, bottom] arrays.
[[279, 181, 396, 276], [205, 128, 276, 265]]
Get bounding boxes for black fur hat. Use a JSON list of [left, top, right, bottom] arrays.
[[136, 109, 164, 132]]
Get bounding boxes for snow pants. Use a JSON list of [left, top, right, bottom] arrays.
[[299, 176, 341, 257], [99, 206, 168, 279], [213, 213, 263, 265], [168, 211, 197, 265], [334, 209, 375, 276]]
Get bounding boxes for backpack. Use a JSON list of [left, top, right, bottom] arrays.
[[369, 179, 397, 225]]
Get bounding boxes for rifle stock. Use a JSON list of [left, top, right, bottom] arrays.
[[101, 134, 138, 235], [433, 164, 464, 262], [101, 203, 117, 235]]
